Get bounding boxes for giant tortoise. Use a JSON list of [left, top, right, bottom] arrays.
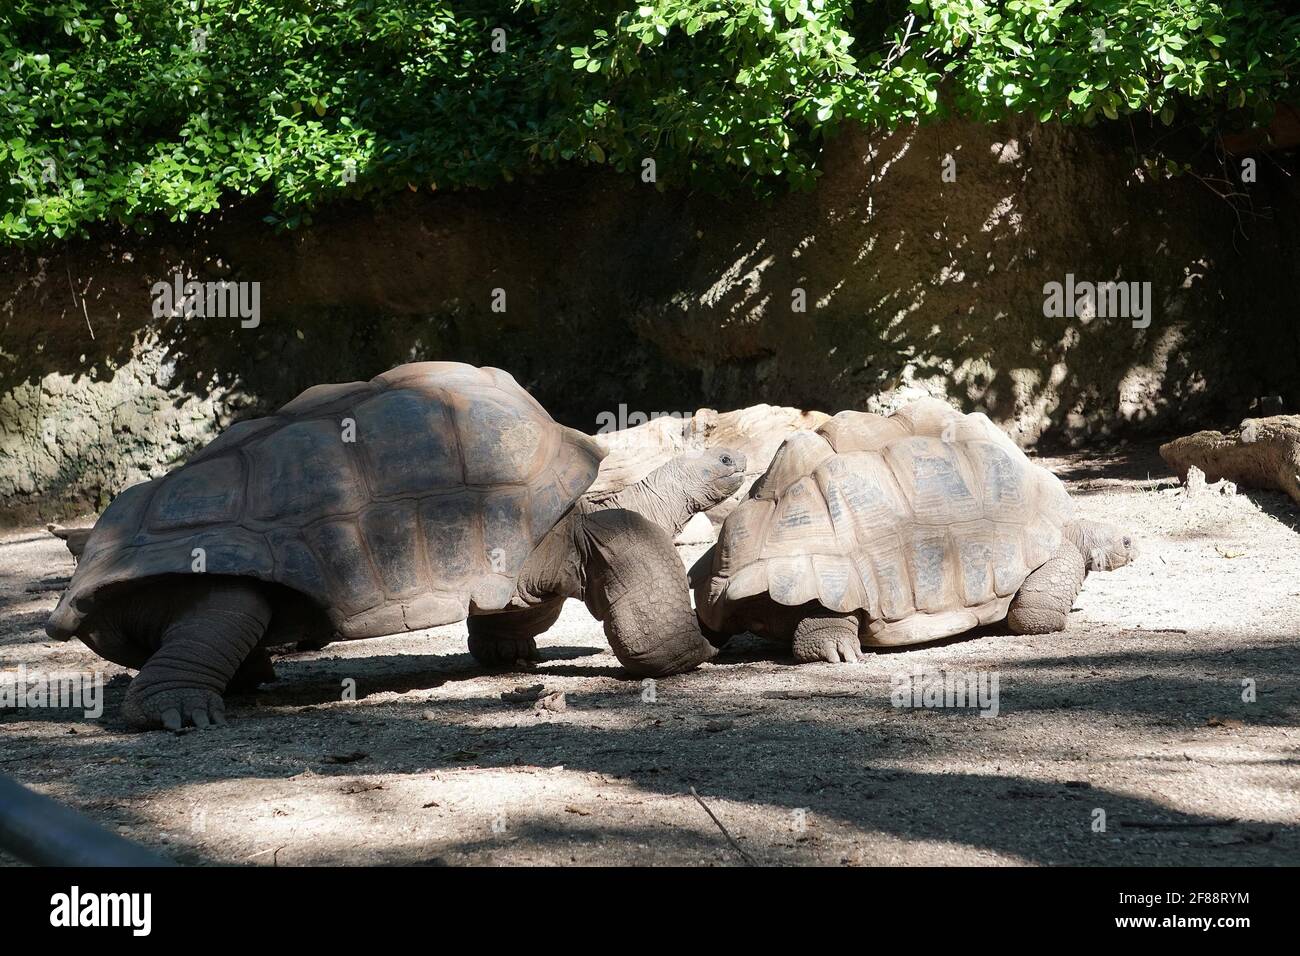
[[691, 398, 1134, 663], [48, 362, 745, 728]]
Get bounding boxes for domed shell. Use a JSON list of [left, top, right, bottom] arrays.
[[695, 398, 1074, 642], [47, 363, 605, 642]]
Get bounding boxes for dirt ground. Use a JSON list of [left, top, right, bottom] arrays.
[[2, 442, 1298, 867]]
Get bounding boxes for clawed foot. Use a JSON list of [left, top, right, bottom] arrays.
[[122, 686, 227, 731], [793, 636, 864, 664], [792, 618, 865, 665], [468, 634, 541, 670]]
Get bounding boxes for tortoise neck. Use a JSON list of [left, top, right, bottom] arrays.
[[584, 460, 698, 538], [1062, 520, 1098, 570]]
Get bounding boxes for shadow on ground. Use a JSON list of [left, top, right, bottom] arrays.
[[3, 632, 1297, 866]]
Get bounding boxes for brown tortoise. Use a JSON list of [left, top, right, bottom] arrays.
[[48, 362, 745, 729], [692, 398, 1135, 663]]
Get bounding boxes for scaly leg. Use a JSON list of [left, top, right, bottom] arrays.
[[1006, 542, 1086, 635], [121, 579, 272, 730]]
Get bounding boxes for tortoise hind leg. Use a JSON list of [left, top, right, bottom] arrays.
[[1006, 542, 1086, 635], [792, 610, 864, 664], [121, 579, 272, 731], [467, 600, 563, 669]]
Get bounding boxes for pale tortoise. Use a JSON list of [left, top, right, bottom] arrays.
[[691, 398, 1135, 663]]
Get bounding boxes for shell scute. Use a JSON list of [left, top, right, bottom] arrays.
[[765, 476, 836, 552], [907, 528, 951, 612], [353, 389, 463, 496], [481, 488, 533, 579], [816, 453, 906, 543], [303, 520, 383, 615], [418, 492, 485, 586], [360, 500, 425, 598], [456, 394, 550, 486], [954, 529, 997, 605], [250, 419, 367, 522], [962, 440, 1035, 526], [886, 437, 982, 526], [147, 455, 245, 531], [751, 431, 834, 500], [706, 498, 771, 588]]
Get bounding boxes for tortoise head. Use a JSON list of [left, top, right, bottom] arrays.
[[675, 447, 747, 508], [1075, 520, 1137, 571]]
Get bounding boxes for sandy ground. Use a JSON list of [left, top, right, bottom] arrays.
[[1, 442, 1298, 867]]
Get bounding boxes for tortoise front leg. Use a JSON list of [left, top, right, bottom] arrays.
[[121, 579, 272, 731], [792, 610, 864, 664], [467, 600, 563, 669], [1006, 541, 1086, 635], [579, 509, 718, 676]]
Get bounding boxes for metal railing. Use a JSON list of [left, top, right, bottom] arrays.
[[0, 772, 172, 867]]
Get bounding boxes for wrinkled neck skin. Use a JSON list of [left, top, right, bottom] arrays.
[[1063, 520, 1104, 572], [585, 460, 704, 537], [513, 483, 697, 605]]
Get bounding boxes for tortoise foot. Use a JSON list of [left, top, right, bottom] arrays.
[[792, 614, 864, 665], [468, 633, 541, 670], [123, 686, 227, 731]]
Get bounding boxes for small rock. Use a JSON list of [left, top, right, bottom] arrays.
[[339, 781, 384, 795], [322, 751, 368, 764], [535, 691, 567, 713], [501, 684, 546, 704], [1206, 716, 1245, 729], [1183, 465, 1206, 497]]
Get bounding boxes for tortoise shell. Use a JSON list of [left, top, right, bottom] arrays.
[[47, 362, 604, 642], [694, 398, 1075, 645]]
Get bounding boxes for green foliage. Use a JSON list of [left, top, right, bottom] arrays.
[[2, 1, 1298, 245]]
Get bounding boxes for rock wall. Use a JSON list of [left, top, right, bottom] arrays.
[[3, 115, 1297, 520]]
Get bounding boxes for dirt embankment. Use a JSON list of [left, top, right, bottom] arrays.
[[4, 117, 1299, 520]]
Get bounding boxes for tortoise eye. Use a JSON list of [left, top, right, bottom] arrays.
[[1122, 536, 1132, 548], [720, 454, 734, 467]]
